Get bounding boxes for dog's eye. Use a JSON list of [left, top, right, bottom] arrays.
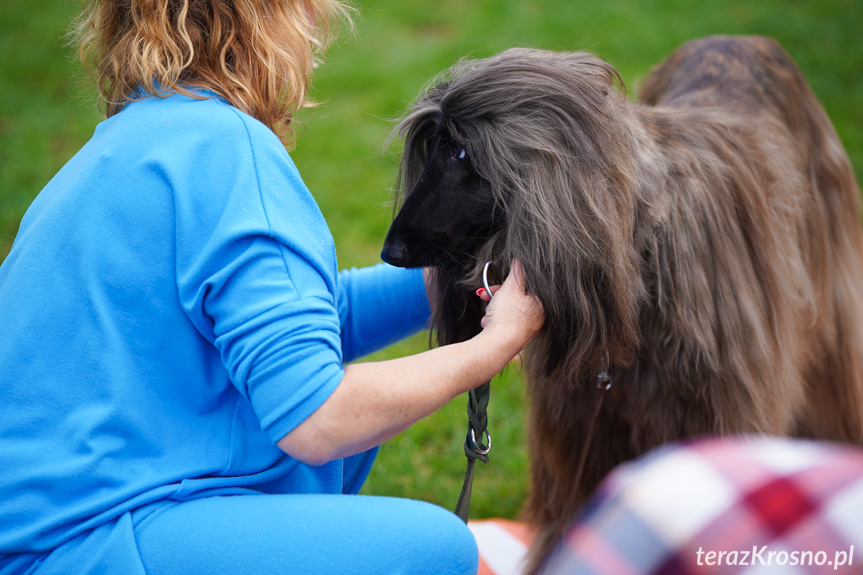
[[451, 147, 467, 161]]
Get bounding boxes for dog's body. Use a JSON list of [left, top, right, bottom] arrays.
[[382, 36, 863, 571]]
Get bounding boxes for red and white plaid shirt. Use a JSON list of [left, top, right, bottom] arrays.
[[540, 436, 863, 574]]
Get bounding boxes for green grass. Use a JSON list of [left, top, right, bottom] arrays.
[[2, 0, 862, 520]]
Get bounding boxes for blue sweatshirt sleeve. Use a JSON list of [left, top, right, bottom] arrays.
[[336, 264, 430, 363], [172, 102, 345, 444]]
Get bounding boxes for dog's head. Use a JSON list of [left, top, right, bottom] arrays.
[[381, 104, 503, 345], [380, 125, 503, 269], [383, 48, 646, 381]]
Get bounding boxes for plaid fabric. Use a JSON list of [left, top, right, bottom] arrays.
[[542, 437, 863, 574]]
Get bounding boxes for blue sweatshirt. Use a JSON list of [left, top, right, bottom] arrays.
[[0, 91, 429, 553]]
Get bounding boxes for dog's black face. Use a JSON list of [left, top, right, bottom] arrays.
[[381, 130, 504, 268]]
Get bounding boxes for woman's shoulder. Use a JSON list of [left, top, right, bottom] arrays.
[[118, 90, 277, 145], [108, 90, 300, 184]]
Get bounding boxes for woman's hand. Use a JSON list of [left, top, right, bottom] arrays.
[[476, 260, 545, 354]]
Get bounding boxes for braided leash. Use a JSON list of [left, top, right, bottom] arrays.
[[454, 261, 496, 522], [454, 380, 492, 522]]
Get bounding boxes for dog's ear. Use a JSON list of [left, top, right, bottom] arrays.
[[508, 181, 644, 384], [390, 80, 453, 212], [484, 51, 644, 384]]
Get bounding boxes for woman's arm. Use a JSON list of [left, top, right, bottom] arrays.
[[336, 265, 430, 363], [278, 260, 543, 465]]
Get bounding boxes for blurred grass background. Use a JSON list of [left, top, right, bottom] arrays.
[[2, 0, 861, 520]]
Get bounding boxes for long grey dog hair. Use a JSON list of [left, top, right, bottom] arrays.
[[392, 48, 644, 382], [387, 37, 863, 571]]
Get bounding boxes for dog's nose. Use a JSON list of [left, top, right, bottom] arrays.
[[381, 241, 407, 267]]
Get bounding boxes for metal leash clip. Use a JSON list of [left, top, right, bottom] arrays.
[[470, 427, 492, 455], [482, 260, 494, 301]]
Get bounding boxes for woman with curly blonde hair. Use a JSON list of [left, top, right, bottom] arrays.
[[0, 1, 543, 573]]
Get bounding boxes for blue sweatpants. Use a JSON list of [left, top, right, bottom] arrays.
[[6, 452, 478, 575]]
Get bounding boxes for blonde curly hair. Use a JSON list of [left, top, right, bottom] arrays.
[[72, 0, 352, 144]]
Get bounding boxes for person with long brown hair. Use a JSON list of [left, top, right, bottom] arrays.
[[0, 1, 543, 573]]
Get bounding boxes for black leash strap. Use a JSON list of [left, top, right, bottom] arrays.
[[454, 379, 492, 522], [455, 261, 496, 522]]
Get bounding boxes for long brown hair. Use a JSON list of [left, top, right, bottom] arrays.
[[71, 0, 352, 144]]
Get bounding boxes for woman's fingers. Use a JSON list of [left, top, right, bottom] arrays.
[[476, 259, 545, 339], [475, 260, 526, 301], [475, 286, 500, 301]]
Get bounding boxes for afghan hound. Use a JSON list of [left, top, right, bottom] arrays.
[[381, 35, 863, 572]]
